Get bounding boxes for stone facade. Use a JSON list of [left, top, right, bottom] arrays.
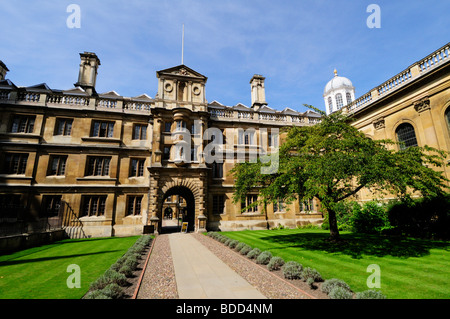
[[1, 42, 448, 238], [0, 52, 323, 237], [341, 42, 450, 201]]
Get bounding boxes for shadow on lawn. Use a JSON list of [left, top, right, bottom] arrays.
[[0, 250, 123, 266], [259, 232, 450, 259]]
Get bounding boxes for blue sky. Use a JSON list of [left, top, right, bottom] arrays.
[[0, 0, 449, 112]]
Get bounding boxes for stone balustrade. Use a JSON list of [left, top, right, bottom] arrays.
[[209, 106, 320, 125], [345, 42, 450, 114], [47, 94, 89, 106]]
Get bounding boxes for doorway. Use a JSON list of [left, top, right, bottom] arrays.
[[161, 186, 195, 233]]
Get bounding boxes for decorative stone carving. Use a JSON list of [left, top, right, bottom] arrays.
[[372, 117, 385, 130], [413, 97, 430, 113], [178, 68, 188, 75]]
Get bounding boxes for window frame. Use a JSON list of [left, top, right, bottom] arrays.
[[132, 123, 147, 140], [91, 120, 115, 138], [212, 162, 223, 178], [48, 155, 67, 176], [241, 194, 258, 213], [41, 195, 62, 218], [86, 156, 111, 176], [335, 93, 344, 109], [3, 153, 28, 175], [126, 195, 143, 216], [10, 115, 36, 134], [212, 195, 225, 215], [130, 158, 145, 177], [54, 118, 73, 136], [81, 195, 107, 217], [396, 123, 418, 150]]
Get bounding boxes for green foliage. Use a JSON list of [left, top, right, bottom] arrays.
[[84, 290, 112, 299], [100, 283, 125, 299], [267, 256, 285, 271], [89, 274, 111, 291], [321, 278, 352, 295], [328, 286, 354, 299], [301, 267, 323, 282], [297, 223, 321, 230], [306, 277, 315, 289], [282, 261, 303, 279], [103, 269, 128, 287], [356, 290, 387, 299], [123, 256, 139, 271], [256, 251, 273, 265], [230, 106, 449, 240], [228, 239, 239, 249], [235, 242, 247, 252], [118, 264, 133, 277], [247, 248, 262, 259], [351, 201, 392, 234], [386, 194, 450, 239], [84, 235, 154, 299], [239, 244, 252, 255]]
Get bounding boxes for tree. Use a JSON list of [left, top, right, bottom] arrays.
[[231, 106, 449, 241]]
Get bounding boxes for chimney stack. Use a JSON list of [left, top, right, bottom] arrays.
[[0, 61, 9, 81], [250, 74, 267, 110], [75, 52, 101, 95]]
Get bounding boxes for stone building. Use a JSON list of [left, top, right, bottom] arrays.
[[326, 42, 450, 201], [0, 52, 323, 238], [1, 41, 448, 239]]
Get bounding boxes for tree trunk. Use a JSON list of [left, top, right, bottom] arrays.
[[327, 206, 341, 241]]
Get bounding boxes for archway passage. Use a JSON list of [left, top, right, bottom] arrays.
[[161, 186, 195, 233]]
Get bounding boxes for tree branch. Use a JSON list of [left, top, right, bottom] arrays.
[[335, 183, 366, 202]]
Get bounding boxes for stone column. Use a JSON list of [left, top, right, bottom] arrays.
[[414, 97, 441, 149], [152, 118, 162, 167], [196, 171, 207, 232], [149, 171, 161, 234]]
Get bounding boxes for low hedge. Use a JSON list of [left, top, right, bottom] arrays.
[[83, 235, 152, 299]]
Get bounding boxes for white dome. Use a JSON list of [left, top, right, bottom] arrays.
[[324, 70, 354, 95]]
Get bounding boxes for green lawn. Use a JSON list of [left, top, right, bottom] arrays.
[[0, 236, 139, 299], [221, 229, 450, 299]]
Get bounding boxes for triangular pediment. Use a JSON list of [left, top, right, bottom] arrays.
[[304, 110, 322, 118], [157, 65, 207, 80], [258, 105, 276, 113], [63, 87, 89, 96], [281, 107, 299, 115], [209, 100, 225, 108], [0, 79, 17, 89], [233, 103, 250, 111], [132, 93, 153, 101], [99, 90, 122, 99], [25, 83, 52, 92]]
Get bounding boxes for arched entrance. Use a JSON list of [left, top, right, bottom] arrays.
[[161, 186, 195, 233]]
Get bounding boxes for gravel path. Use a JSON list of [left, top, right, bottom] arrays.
[[193, 233, 326, 299], [136, 233, 328, 299], [136, 234, 178, 299]]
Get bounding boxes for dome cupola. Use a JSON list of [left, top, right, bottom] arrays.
[[323, 69, 355, 115]]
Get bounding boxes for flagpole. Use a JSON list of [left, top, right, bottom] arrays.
[[181, 24, 185, 65]]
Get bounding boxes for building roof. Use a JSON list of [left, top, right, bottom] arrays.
[[324, 69, 354, 96]]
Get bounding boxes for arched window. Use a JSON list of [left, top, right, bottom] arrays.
[[396, 123, 418, 150], [335, 93, 343, 109], [445, 107, 450, 133], [346, 92, 352, 105], [328, 97, 333, 112]]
